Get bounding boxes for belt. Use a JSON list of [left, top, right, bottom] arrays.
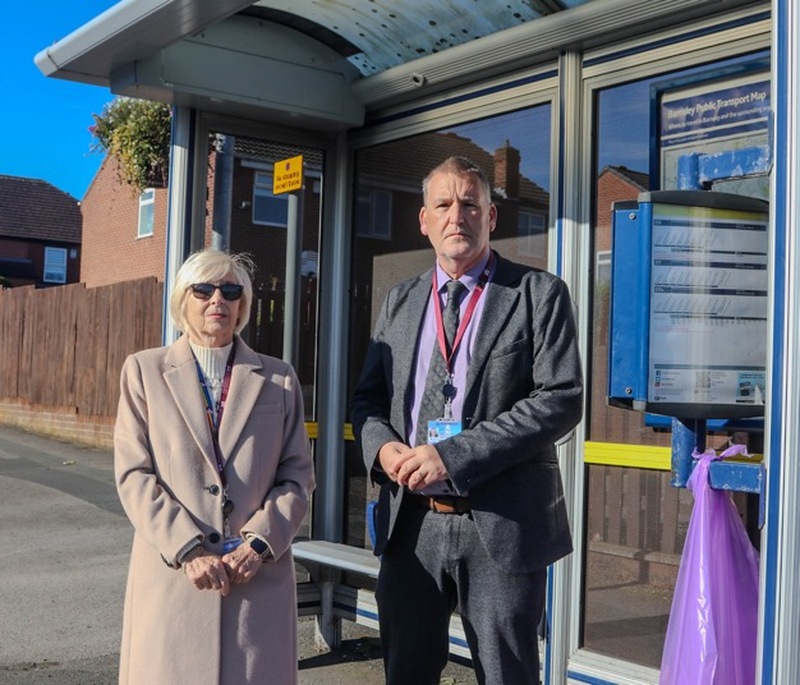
[[410, 495, 471, 514]]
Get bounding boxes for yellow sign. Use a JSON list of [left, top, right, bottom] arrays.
[[273, 155, 304, 194]]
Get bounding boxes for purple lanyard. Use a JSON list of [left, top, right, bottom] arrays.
[[193, 340, 236, 491]]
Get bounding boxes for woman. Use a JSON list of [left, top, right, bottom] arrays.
[[114, 248, 315, 684]]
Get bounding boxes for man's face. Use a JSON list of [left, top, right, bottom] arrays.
[[419, 170, 497, 276]]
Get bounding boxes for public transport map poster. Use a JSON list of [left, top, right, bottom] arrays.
[[659, 72, 770, 199], [647, 203, 767, 410]]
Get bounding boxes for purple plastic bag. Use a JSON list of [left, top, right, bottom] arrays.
[[659, 445, 760, 684]]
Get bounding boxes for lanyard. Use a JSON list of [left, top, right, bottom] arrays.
[[431, 253, 494, 375], [193, 340, 236, 490]]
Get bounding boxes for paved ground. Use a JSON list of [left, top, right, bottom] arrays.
[[0, 424, 476, 684]]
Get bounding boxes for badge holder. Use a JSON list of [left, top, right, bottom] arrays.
[[426, 378, 462, 444], [221, 494, 241, 553]]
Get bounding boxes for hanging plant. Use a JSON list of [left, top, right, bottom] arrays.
[[90, 97, 172, 193]]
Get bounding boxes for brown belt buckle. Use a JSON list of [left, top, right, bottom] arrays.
[[428, 497, 469, 514]]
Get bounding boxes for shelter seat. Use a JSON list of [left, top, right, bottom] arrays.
[[292, 538, 471, 660], [293, 539, 380, 578]]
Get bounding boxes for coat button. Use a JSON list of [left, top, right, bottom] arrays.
[[208, 532, 221, 544], [209, 485, 220, 496]]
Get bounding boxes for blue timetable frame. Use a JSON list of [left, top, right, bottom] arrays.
[[608, 190, 769, 420]]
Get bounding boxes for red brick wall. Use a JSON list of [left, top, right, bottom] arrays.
[[595, 169, 641, 254], [0, 399, 114, 450], [80, 157, 168, 287]]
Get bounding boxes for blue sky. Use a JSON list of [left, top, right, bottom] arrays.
[[4, 2, 119, 200]]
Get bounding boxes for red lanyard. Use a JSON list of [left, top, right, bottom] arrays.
[[193, 340, 236, 488], [431, 253, 494, 375]]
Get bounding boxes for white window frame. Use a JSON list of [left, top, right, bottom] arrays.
[[517, 210, 547, 256], [137, 189, 155, 238], [252, 171, 289, 227], [356, 187, 392, 240], [43, 247, 68, 284]]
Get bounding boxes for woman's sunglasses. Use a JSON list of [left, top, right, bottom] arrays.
[[189, 282, 244, 301]]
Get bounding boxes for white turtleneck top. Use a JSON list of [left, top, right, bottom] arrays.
[[189, 340, 234, 424]]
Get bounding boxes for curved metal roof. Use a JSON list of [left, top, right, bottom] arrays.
[[34, 0, 758, 129], [31, 0, 604, 87], [244, 0, 578, 77]]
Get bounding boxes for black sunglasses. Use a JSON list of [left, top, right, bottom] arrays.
[[189, 282, 244, 301]]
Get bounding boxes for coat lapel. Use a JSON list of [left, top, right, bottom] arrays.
[[465, 257, 520, 398], [397, 272, 433, 430], [217, 339, 265, 463], [163, 336, 217, 467]]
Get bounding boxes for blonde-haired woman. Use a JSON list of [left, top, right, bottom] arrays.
[[114, 248, 314, 684]]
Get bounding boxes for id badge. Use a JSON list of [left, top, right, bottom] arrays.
[[222, 537, 242, 554], [426, 418, 462, 444]]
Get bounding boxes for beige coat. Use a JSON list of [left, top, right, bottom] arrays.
[[114, 335, 314, 685]]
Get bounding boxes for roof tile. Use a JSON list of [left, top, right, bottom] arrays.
[[0, 175, 82, 243]]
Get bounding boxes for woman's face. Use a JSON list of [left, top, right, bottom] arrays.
[[183, 274, 242, 347]]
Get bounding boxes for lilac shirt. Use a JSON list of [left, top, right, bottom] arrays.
[[408, 252, 493, 448]]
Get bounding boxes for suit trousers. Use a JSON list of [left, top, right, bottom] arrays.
[[375, 496, 546, 685]]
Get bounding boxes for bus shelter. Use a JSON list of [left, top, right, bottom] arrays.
[[37, 0, 800, 682]]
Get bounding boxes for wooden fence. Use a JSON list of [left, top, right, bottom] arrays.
[[0, 275, 318, 422], [0, 278, 163, 417]]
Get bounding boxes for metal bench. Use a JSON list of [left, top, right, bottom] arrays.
[[293, 539, 380, 578], [292, 538, 471, 660]]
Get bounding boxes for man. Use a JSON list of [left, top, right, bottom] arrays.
[[351, 156, 583, 684]]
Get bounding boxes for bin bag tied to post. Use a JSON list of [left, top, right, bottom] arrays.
[[659, 444, 759, 685]]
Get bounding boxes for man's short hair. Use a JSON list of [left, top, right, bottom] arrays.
[[422, 156, 492, 203]]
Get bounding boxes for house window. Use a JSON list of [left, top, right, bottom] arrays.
[[253, 171, 289, 227], [43, 247, 67, 284], [596, 250, 611, 284], [138, 189, 155, 238], [517, 211, 546, 256], [355, 188, 392, 239]]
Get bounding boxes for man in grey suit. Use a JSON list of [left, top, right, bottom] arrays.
[[351, 156, 583, 684]]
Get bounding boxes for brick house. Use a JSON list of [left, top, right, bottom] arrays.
[[79, 131, 548, 397], [595, 165, 649, 257], [80, 139, 324, 290], [80, 157, 169, 287], [81, 131, 548, 289], [0, 175, 82, 288]]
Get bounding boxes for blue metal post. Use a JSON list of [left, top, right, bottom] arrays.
[[671, 417, 706, 487]]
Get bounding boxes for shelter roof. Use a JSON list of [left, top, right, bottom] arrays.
[[34, 0, 753, 129], [34, 0, 587, 86], [241, 0, 583, 77]]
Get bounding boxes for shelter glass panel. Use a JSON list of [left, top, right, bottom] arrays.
[[203, 130, 323, 540], [346, 105, 552, 549], [584, 52, 768, 669]]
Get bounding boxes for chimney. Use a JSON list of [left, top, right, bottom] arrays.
[[494, 142, 520, 199]]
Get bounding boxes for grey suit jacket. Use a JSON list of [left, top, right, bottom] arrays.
[[351, 252, 583, 573]]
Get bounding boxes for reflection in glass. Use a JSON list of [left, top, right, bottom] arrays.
[[586, 53, 767, 669], [203, 132, 323, 421]]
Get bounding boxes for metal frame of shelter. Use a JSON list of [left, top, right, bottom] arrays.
[[36, 0, 800, 682]]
